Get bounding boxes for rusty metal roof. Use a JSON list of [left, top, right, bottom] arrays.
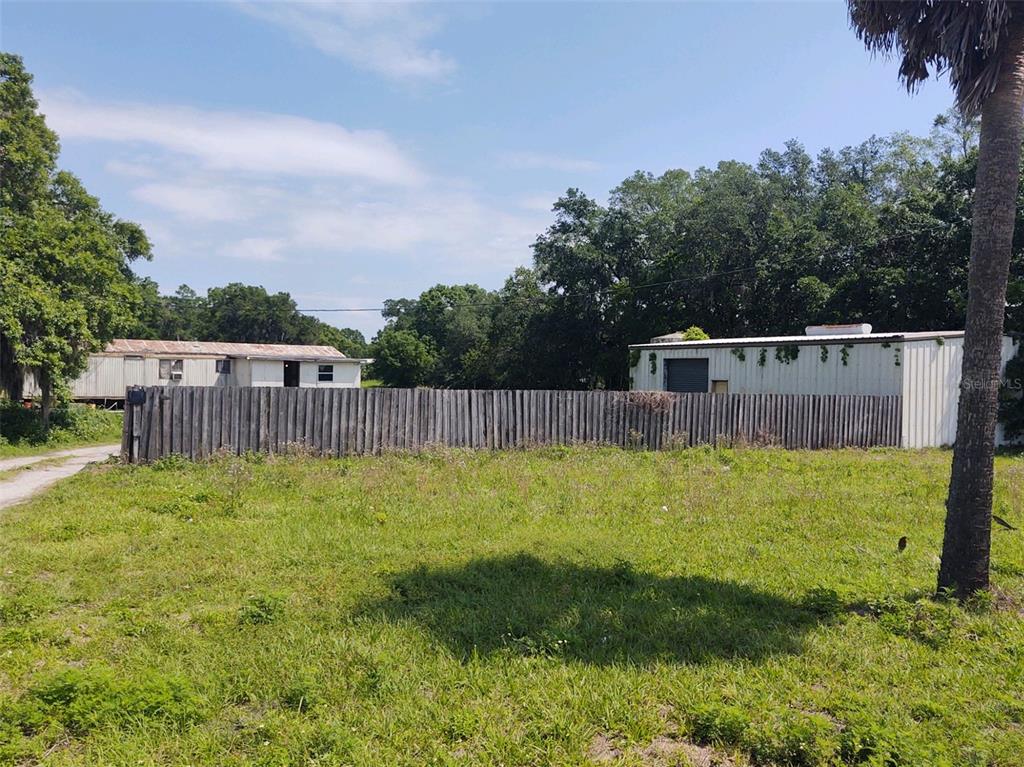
[[102, 339, 354, 361]]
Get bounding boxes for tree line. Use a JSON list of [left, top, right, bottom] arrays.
[[374, 113, 1024, 390], [130, 282, 369, 359]]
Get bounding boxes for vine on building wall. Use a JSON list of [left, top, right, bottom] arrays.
[[649, 352, 658, 375], [820, 345, 829, 363], [731, 347, 746, 362], [840, 344, 853, 366], [775, 345, 800, 364], [757, 348, 768, 367]]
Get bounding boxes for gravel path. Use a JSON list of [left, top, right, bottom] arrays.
[[0, 444, 120, 509]]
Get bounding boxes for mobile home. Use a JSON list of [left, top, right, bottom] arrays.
[[629, 324, 1018, 448], [24, 339, 369, 402]]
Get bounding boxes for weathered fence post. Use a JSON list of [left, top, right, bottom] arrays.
[[125, 386, 145, 464]]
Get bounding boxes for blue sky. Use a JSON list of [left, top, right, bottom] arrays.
[[5, 1, 954, 338]]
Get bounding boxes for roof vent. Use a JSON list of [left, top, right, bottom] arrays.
[[805, 323, 872, 337]]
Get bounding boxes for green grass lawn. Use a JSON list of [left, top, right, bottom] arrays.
[[1, 447, 1023, 766], [0, 403, 122, 458]]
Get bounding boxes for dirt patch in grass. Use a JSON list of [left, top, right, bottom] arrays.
[[641, 736, 737, 767], [587, 733, 623, 762], [588, 732, 737, 766], [991, 584, 1024, 614]]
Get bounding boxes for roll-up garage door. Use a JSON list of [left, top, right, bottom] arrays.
[[665, 358, 709, 393]]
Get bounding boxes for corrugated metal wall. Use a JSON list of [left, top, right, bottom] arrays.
[[900, 338, 962, 448], [64, 356, 227, 397], [901, 336, 1018, 448], [632, 342, 904, 396], [632, 336, 1019, 448]]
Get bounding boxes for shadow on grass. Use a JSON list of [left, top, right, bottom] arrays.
[[363, 554, 826, 665]]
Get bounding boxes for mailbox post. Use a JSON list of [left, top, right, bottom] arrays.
[[126, 386, 146, 463]]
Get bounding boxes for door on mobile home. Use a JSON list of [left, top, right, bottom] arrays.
[[283, 360, 300, 387], [665, 358, 709, 393]]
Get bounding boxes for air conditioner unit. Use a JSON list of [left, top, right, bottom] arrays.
[[170, 371, 183, 381]]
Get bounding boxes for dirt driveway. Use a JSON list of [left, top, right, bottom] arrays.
[[0, 444, 120, 510]]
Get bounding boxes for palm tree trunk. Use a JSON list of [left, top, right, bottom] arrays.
[[938, 20, 1024, 599]]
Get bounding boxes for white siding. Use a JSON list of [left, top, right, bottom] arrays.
[[236, 359, 362, 388], [67, 356, 125, 399], [25, 355, 232, 398], [299, 361, 362, 388], [23, 352, 362, 398], [233, 358, 252, 387], [250, 359, 284, 387], [901, 336, 1018, 448], [631, 342, 903, 396], [151, 357, 226, 388]]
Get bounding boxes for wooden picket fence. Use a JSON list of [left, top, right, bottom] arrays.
[[121, 386, 903, 463]]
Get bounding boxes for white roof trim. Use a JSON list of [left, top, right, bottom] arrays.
[[629, 330, 966, 350]]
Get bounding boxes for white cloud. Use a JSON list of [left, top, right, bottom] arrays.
[[41, 91, 423, 186], [220, 237, 288, 262], [132, 182, 241, 221], [132, 181, 282, 223], [236, 2, 456, 82], [104, 159, 158, 178], [499, 151, 601, 173], [50, 85, 554, 337], [289, 191, 545, 269], [518, 193, 558, 212]]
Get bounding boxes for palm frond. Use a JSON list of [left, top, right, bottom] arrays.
[[848, 0, 1017, 115]]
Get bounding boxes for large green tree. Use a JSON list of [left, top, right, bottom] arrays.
[[849, 1, 1024, 597], [0, 53, 151, 424], [371, 328, 437, 387], [377, 284, 494, 387]]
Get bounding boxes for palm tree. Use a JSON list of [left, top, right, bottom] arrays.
[[849, 2, 1024, 598]]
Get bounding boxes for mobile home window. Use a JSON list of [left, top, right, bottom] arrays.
[[159, 359, 183, 379], [318, 364, 334, 382], [215, 359, 232, 374]]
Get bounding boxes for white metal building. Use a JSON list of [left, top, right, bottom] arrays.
[[629, 324, 1018, 448], [24, 339, 369, 401]]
